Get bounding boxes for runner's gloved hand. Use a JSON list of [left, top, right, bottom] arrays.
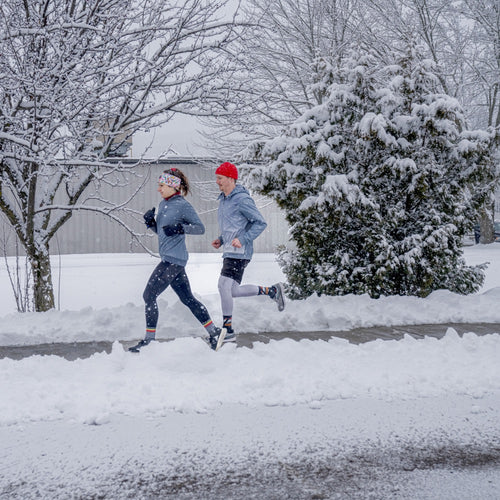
[[163, 223, 184, 236], [143, 208, 156, 229]]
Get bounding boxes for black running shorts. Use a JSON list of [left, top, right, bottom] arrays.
[[220, 257, 250, 284]]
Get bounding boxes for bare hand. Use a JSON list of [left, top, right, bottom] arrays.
[[231, 238, 242, 248], [212, 239, 221, 249]]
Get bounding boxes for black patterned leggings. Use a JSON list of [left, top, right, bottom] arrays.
[[143, 261, 210, 329]]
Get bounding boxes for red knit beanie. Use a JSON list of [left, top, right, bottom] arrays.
[[215, 162, 238, 180]]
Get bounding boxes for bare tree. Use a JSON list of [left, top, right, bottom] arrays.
[[458, 0, 500, 129], [1, 223, 32, 312], [0, 0, 238, 311], [361, 0, 499, 130], [456, 0, 500, 242], [201, 0, 364, 157], [355, 0, 500, 242]]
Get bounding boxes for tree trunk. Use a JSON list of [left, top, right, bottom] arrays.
[[27, 245, 55, 312], [478, 205, 494, 244]]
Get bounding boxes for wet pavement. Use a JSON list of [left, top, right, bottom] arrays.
[[1, 322, 499, 361]]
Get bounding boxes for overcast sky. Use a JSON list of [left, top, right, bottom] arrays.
[[131, 115, 210, 158], [131, 0, 241, 159]]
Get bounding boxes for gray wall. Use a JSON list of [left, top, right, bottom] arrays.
[[1, 159, 289, 256]]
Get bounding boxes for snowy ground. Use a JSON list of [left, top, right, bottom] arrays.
[[0, 245, 499, 499]]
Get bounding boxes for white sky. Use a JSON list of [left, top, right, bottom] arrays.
[[132, 115, 210, 157]]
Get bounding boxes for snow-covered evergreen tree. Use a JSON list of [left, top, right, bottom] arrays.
[[246, 46, 497, 299]]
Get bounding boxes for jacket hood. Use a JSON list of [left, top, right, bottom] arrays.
[[218, 184, 249, 200]]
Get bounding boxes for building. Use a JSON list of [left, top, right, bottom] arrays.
[[1, 158, 288, 256]]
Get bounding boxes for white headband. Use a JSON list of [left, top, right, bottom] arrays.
[[158, 173, 181, 190]]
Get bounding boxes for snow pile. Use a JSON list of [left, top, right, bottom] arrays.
[[1, 329, 498, 425]]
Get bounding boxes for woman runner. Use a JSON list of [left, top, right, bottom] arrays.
[[129, 168, 224, 352]]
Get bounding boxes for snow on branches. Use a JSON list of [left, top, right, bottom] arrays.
[[0, 0, 237, 311]]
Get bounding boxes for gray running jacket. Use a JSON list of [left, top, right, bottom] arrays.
[[217, 184, 267, 260], [154, 194, 204, 266]]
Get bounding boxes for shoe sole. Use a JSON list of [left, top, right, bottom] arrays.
[[203, 333, 235, 345], [203, 329, 228, 351], [215, 328, 227, 351], [274, 283, 285, 312]]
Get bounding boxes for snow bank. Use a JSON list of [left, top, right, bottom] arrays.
[[1, 329, 498, 425]]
